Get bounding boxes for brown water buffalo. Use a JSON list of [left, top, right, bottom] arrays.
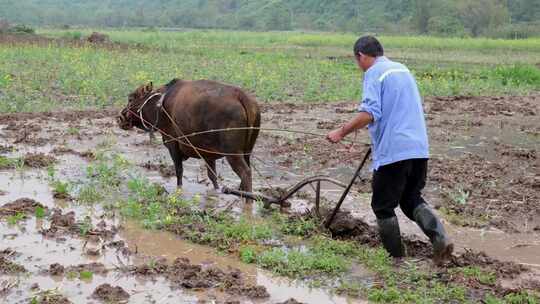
[[117, 79, 260, 194]]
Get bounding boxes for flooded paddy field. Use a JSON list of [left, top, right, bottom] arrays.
[[1, 94, 538, 303]]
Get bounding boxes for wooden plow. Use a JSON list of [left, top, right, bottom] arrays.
[[222, 148, 371, 227]]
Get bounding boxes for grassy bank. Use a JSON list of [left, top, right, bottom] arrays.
[[0, 29, 539, 112]]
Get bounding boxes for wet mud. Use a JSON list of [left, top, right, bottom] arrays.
[[0, 198, 47, 217], [0, 94, 539, 302], [91, 283, 130, 303]]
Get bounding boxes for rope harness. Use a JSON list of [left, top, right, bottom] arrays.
[[137, 92, 166, 133], [127, 92, 370, 207]]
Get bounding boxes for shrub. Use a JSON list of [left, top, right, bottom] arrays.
[[10, 24, 35, 34]]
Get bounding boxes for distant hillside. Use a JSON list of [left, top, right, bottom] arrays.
[[0, 0, 539, 37]]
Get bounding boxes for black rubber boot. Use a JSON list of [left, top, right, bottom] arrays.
[[413, 204, 454, 264], [377, 216, 406, 258]]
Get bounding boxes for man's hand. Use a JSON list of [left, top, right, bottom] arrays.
[[327, 127, 345, 143], [326, 112, 373, 144]]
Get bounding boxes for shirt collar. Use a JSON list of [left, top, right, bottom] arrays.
[[365, 56, 389, 73], [375, 56, 389, 64]]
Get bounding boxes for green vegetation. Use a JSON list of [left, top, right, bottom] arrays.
[[79, 270, 93, 280], [1, 0, 539, 37], [51, 180, 70, 197], [78, 216, 92, 236], [36, 152, 538, 303], [6, 212, 26, 225], [73, 151, 130, 204], [453, 266, 497, 285], [1, 29, 539, 113], [0, 155, 23, 170], [35, 206, 46, 218]]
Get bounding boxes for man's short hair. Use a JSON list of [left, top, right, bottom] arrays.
[[353, 36, 384, 57]]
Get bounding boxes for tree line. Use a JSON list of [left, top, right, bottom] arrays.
[[0, 0, 539, 38]]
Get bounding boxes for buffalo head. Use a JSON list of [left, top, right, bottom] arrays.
[[117, 82, 154, 130]]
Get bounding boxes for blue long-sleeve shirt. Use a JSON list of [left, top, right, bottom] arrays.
[[358, 56, 429, 171]]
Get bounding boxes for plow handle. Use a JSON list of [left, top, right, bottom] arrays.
[[325, 148, 371, 228]]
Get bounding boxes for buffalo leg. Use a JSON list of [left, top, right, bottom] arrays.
[[244, 154, 251, 168], [164, 142, 183, 188], [205, 158, 219, 190], [226, 155, 252, 202]]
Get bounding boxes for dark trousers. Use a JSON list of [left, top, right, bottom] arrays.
[[371, 158, 428, 220]]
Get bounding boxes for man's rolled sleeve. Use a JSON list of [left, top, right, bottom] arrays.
[[358, 77, 382, 123]]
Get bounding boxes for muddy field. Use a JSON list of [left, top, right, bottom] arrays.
[[0, 94, 539, 303]]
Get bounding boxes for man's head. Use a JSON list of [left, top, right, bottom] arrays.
[[353, 35, 384, 72]]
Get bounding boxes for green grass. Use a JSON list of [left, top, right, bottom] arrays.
[[114, 176, 535, 303], [35, 206, 46, 218], [51, 180, 70, 196], [73, 151, 130, 204], [1, 29, 539, 112], [42, 136, 539, 303], [79, 270, 93, 280], [6, 212, 26, 225], [0, 155, 23, 170], [454, 266, 497, 285]]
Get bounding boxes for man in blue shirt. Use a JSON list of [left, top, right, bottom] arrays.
[[327, 36, 453, 264]]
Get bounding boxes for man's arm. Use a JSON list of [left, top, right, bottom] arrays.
[[327, 111, 373, 143]]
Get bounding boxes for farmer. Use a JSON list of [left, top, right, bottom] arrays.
[[327, 36, 453, 263]]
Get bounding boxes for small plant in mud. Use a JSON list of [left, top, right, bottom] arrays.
[[35, 206, 46, 218], [439, 206, 490, 228], [0, 155, 23, 170], [96, 137, 118, 150], [336, 280, 364, 297], [66, 271, 78, 280], [51, 180, 70, 199], [501, 291, 539, 304], [30, 290, 70, 304], [79, 270, 93, 280], [66, 126, 80, 136], [239, 246, 257, 264], [86, 151, 130, 188], [46, 164, 56, 179], [70, 151, 132, 205], [256, 245, 350, 278], [6, 212, 26, 225], [78, 216, 93, 236], [121, 177, 171, 229], [452, 266, 497, 285], [449, 186, 470, 205], [271, 212, 319, 236], [77, 184, 104, 204]]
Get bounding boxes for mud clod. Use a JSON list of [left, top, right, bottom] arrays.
[[326, 211, 379, 246], [32, 292, 72, 304], [0, 198, 47, 217], [452, 249, 527, 278], [133, 258, 169, 276], [50, 209, 76, 228], [41, 209, 117, 239], [140, 161, 175, 178], [92, 283, 130, 303], [48, 263, 65, 276], [0, 256, 26, 274], [130, 257, 269, 298], [67, 262, 108, 275], [23, 153, 56, 168], [51, 146, 96, 160]]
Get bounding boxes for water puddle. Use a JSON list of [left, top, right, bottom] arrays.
[[2, 109, 539, 302], [0, 152, 364, 303]]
